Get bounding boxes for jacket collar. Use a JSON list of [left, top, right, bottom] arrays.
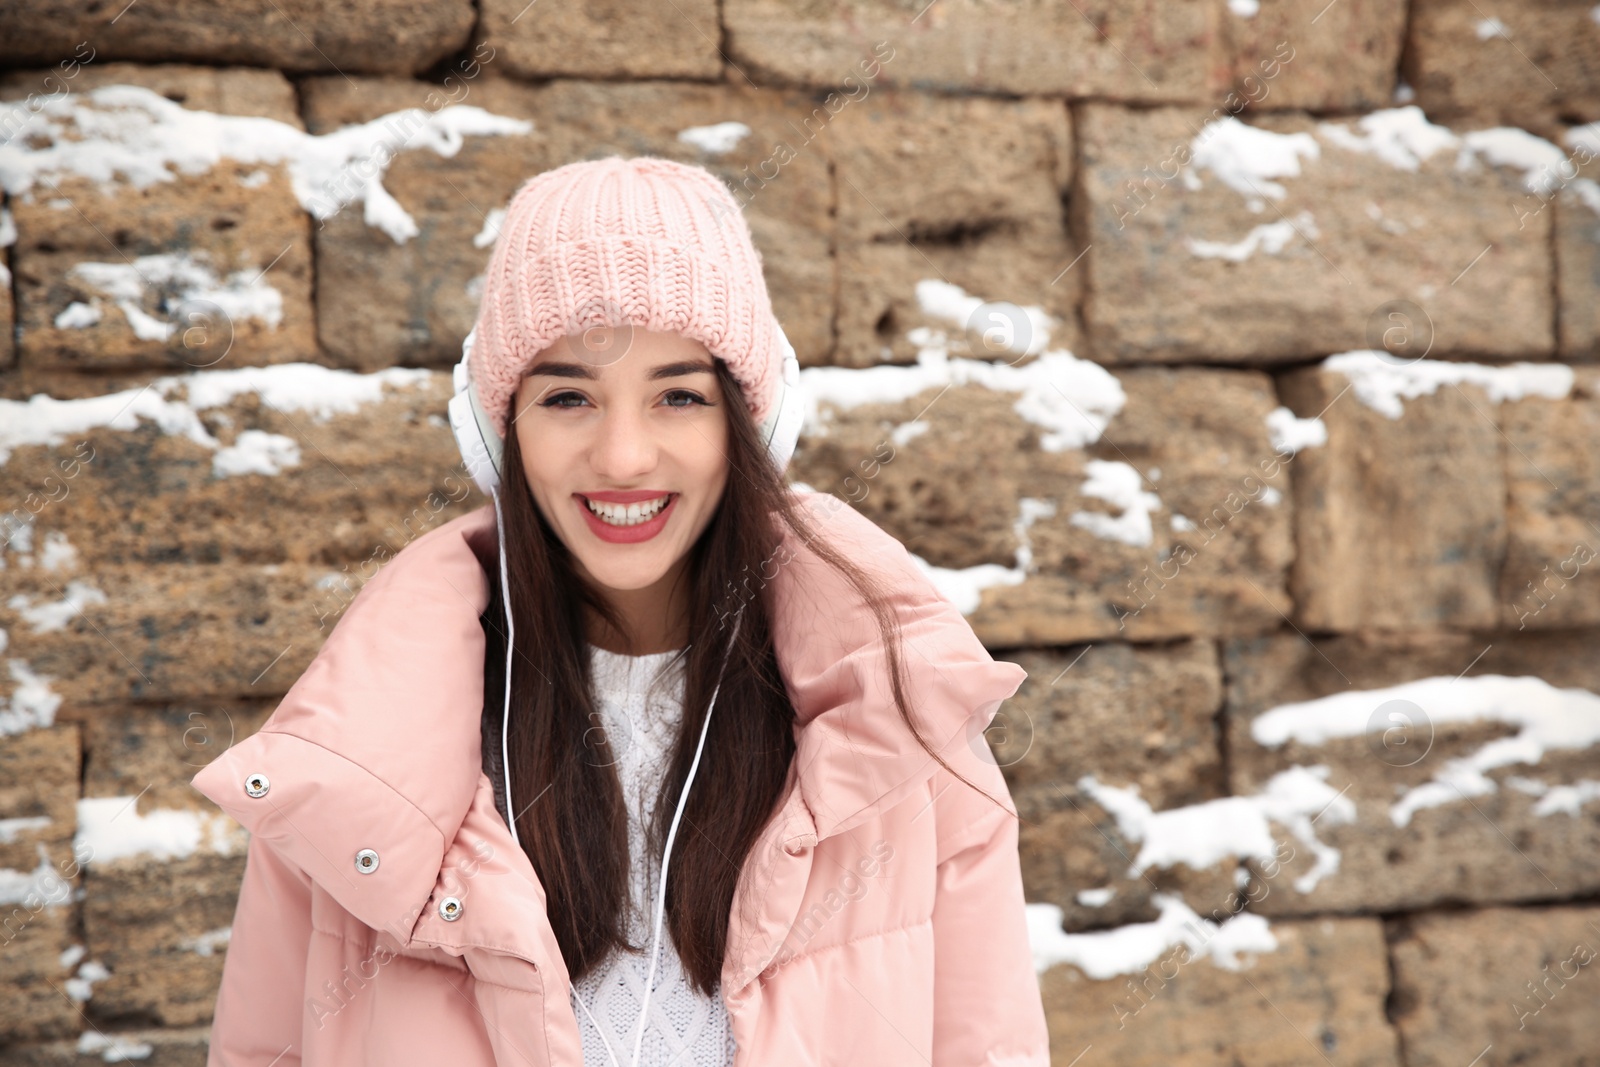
[[193, 488, 1026, 994]]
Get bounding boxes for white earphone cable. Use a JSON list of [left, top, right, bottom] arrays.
[[495, 484, 744, 1067], [625, 603, 743, 1067]]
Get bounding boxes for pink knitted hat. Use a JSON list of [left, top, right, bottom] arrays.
[[468, 155, 784, 442]]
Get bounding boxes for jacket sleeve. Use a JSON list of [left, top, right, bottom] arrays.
[[930, 748, 1051, 1067], [207, 831, 314, 1066]]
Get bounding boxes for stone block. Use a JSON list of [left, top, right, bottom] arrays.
[[0, 64, 316, 373], [1555, 183, 1600, 360], [1223, 0, 1406, 112], [0, 0, 471, 76], [827, 90, 1079, 364], [0, 364, 475, 570], [725, 0, 1228, 101], [1388, 904, 1600, 1067], [1223, 629, 1600, 915], [1406, 0, 1600, 140], [1076, 103, 1555, 362], [1499, 369, 1600, 630], [0, 724, 78, 873], [479, 0, 721, 80], [1037, 915, 1401, 1067], [79, 851, 246, 1026], [1279, 354, 1532, 631], [790, 361, 1298, 644], [1, 562, 339, 706], [999, 640, 1229, 929]]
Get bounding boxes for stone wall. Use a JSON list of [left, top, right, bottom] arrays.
[[1, 0, 1598, 1063]]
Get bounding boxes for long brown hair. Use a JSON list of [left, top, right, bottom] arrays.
[[480, 357, 1006, 996]]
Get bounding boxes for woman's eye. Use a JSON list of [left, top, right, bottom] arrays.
[[538, 390, 709, 410]]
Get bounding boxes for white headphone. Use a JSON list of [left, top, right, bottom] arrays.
[[446, 323, 804, 1067]]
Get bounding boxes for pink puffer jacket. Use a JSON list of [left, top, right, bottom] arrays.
[[190, 488, 1050, 1066]]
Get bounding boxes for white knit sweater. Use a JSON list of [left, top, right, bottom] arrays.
[[569, 644, 737, 1067]]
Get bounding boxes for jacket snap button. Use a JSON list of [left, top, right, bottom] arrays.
[[439, 896, 463, 922], [244, 774, 270, 798], [784, 841, 808, 856], [355, 848, 380, 874]]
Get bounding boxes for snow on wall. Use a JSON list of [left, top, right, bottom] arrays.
[[74, 796, 245, 864], [1320, 349, 1574, 418], [677, 121, 752, 155], [0, 362, 434, 467], [77, 1031, 151, 1060], [0, 83, 534, 243], [1027, 894, 1278, 978], [1250, 673, 1600, 827], [1188, 117, 1321, 203], [1186, 214, 1318, 262], [1265, 405, 1328, 453], [0, 843, 72, 908], [0, 645, 62, 736], [1079, 765, 1355, 894], [60, 250, 284, 340], [1185, 106, 1595, 228], [8, 580, 108, 633]]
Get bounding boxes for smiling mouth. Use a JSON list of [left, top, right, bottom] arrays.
[[580, 493, 675, 527]]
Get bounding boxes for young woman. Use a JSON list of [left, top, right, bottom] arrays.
[[193, 156, 1049, 1067]]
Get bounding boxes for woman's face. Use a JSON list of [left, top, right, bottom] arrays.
[[511, 326, 730, 600]]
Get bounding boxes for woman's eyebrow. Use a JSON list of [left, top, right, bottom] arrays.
[[527, 359, 717, 380]]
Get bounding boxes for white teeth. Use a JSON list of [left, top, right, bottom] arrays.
[[585, 494, 671, 526]]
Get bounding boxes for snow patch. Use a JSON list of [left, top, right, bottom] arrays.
[[63, 251, 283, 339], [0, 815, 52, 844], [1321, 108, 1577, 196], [914, 279, 1055, 358], [65, 958, 111, 1002], [0, 362, 433, 466], [1475, 17, 1510, 39], [77, 1030, 152, 1061], [0, 843, 71, 907], [1318, 106, 1460, 172], [1069, 460, 1162, 548], [0, 656, 62, 736], [179, 926, 233, 957], [472, 207, 508, 249], [1079, 766, 1355, 893], [34, 531, 80, 572], [1265, 406, 1328, 453], [1189, 117, 1320, 202], [74, 797, 245, 863], [1250, 674, 1600, 827], [212, 429, 301, 478], [799, 341, 1125, 453], [54, 300, 102, 329], [1187, 213, 1317, 261], [1027, 894, 1279, 978], [0, 83, 533, 243], [1321, 350, 1573, 419], [8, 580, 108, 632], [677, 121, 752, 155]]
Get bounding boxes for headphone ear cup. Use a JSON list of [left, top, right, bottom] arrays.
[[763, 326, 805, 473], [450, 326, 503, 496]]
